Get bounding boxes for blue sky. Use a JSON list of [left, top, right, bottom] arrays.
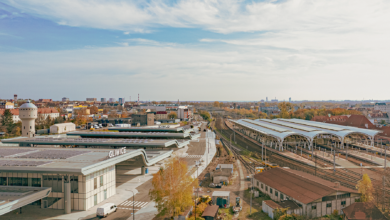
[[1, 0, 389, 101]]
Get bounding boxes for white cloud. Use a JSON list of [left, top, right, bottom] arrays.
[[0, 41, 389, 101], [1, 0, 390, 100]]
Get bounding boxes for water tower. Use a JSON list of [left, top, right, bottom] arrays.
[[19, 100, 37, 137]]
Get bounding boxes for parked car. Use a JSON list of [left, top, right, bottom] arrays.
[[96, 203, 117, 218]]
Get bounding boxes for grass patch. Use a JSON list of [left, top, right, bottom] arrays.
[[218, 207, 234, 220], [244, 188, 271, 206], [244, 207, 272, 220]]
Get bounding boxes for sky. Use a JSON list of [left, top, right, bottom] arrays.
[[0, 0, 390, 101]]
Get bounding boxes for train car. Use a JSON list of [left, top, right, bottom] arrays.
[[261, 161, 279, 168], [255, 167, 265, 174]]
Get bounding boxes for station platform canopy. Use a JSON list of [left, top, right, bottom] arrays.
[[231, 118, 380, 146], [1, 137, 189, 149], [0, 186, 51, 216], [108, 126, 196, 133], [0, 147, 172, 175], [67, 131, 200, 140]]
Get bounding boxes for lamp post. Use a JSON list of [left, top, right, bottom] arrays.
[[126, 189, 135, 220]]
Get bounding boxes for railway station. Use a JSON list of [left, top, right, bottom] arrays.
[[231, 118, 380, 155], [0, 147, 172, 215], [1, 137, 190, 149], [66, 131, 201, 140]]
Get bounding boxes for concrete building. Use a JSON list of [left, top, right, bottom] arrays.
[[0, 146, 173, 214], [109, 98, 115, 103], [0, 107, 59, 123], [254, 168, 360, 218], [86, 98, 97, 102], [155, 111, 168, 120], [132, 113, 154, 126], [101, 98, 106, 102], [374, 103, 390, 112], [262, 200, 301, 219], [38, 99, 52, 103], [118, 98, 124, 104], [62, 97, 69, 102], [50, 123, 76, 134], [19, 100, 38, 137]]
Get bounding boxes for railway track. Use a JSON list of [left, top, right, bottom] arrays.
[[214, 117, 369, 189]]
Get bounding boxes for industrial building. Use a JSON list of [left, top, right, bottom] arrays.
[[254, 167, 360, 218]]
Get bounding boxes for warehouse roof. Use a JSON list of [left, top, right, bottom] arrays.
[[1, 137, 189, 148], [67, 131, 199, 140], [342, 202, 387, 220], [254, 167, 358, 204], [0, 147, 172, 175]]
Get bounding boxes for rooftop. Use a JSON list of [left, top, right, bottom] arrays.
[[254, 167, 358, 204], [342, 202, 387, 220], [0, 147, 172, 175], [1, 137, 189, 148]]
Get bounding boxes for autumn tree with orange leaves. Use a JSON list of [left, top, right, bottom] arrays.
[[149, 156, 198, 218]]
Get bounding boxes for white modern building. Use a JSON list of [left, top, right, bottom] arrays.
[[50, 123, 76, 134], [0, 146, 173, 215]]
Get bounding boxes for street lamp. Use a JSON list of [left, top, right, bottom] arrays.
[[125, 189, 135, 220]]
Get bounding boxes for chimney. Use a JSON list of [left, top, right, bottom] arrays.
[[334, 182, 340, 189]]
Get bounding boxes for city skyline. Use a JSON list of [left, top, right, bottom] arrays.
[[1, 0, 390, 100]]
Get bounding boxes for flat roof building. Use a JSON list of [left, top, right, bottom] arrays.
[[0, 147, 172, 214]]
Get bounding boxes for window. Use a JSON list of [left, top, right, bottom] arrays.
[[257, 181, 259, 187], [280, 194, 284, 200], [30, 126, 31, 129], [312, 205, 317, 210], [0, 177, 6, 185], [9, 177, 28, 186], [270, 188, 273, 194], [43, 176, 62, 192], [71, 176, 78, 193], [275, 191, 278, 197], [100, 176, 103, 187], [261, 184, 263, 189], [326, 203, 332, 208], [104, 189, 107, 200], [31, 178, 41, 187], [266, 186, 268, 191], [341, 201, 346, 206], [94, 194, 98, 206], [94, 177, 97, 189]]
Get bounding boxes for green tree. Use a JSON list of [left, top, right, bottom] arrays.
[[1, 109, 15, 133]]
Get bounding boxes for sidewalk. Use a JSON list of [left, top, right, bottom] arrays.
[[191, 131, 217, 179]]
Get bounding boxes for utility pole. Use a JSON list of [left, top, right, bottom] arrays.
[[383, 139, 386, 211], [333, 141, 336, 174]]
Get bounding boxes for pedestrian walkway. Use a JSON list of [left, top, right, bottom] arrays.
[[119, 200, 149, 208], [186, 155, 203, 158]]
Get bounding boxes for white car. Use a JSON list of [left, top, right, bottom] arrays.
[[96, 203, 117, 217]]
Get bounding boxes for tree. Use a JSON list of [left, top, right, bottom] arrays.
[[1, 109, 14, 127], [149, 156, 198, 218], [108, 110, 118, 118], [88, 106, 99, 114], [168, 112, 177, 119], [356, 173, 373, 202], [121, 110, 128, 118]]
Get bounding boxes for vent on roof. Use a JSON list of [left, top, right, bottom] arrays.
[[334, 182, 340, 189]]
